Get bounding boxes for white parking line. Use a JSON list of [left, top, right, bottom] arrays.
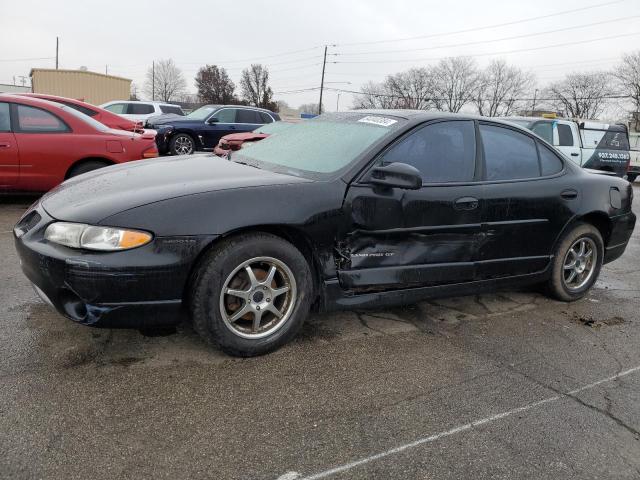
[[278, 365, 640, 480]]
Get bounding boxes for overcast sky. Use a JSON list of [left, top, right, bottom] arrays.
[[1, 0, 638, 110]]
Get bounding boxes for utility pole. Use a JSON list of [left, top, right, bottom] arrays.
[[318, 46, 327, 115], [152, 61, 155, 101], [105, 65, 108, 75], [55, 37, 59, 69], [336, 93, 340, 112]]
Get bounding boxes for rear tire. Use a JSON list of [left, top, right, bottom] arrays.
[[627, 173, 637, 183], [547, 223, 603, 302], [169, 133, 195, 155], [67, 160, 110, 178], [190, 233, 312, 357]]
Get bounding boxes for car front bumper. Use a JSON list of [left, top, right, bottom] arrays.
[[14, 205, 216, 328]]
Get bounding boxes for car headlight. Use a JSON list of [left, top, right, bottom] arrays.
[[44, 222, 153, 251]]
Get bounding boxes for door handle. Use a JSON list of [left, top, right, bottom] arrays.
[[454, 197, 479, 210], [0, 143, 10, 148], [570, 152, 579, 157], [561, 189, 578, 200]]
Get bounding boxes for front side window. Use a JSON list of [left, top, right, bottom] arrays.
[[557, 124, 574, 146], [104, 103, 127, 114], [16, 105, 69, 132], [380, 120, 476, 183], [215, 109, 236, 123], [128, 103, 154, 115], [0, 103, 10, 132], [480, 124, 539, 181]]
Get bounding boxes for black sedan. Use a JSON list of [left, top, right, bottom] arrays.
[[14, 111, 636, 356]]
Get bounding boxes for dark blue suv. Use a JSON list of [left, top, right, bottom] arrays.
[[147, 105, 280, 155]]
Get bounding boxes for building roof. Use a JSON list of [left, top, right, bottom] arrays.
[[29, 68, 131, 83]]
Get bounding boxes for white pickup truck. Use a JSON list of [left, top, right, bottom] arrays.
[[506, 117, 631, 178]]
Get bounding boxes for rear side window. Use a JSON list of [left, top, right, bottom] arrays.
[[480, 124, 539, 180], [0, 103, 10, 131], [160, 105, 184, 115], [557, 124, 574, 146], [127, 103, 155, 115], [259, 112, 273, 124], [59, 101, 97, 117], [237, 109, 261, 124], [104, 103, 127, 114], [381, 120, 476, 183], [538, 144, 564, 176], [16, 105, 69, 132]]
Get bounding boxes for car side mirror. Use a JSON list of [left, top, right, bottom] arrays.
[[207, 117, 219, 124], [368, 162, 422, 190]]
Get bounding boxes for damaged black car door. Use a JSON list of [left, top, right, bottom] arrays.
[[338, 120, 484, 291]]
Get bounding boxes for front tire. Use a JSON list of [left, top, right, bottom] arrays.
[[547, 223, 603, 302], [67, 160, 110, 178], [190, 233, 312, 357], [169, 133, 195, 155]]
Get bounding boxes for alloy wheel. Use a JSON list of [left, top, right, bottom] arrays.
[[174, 136, 194, 155], [219, 257, 297, 339], [562, 237, 597, 291]]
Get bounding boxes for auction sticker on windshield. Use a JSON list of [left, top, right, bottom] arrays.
[[358, 116, 398, 127]]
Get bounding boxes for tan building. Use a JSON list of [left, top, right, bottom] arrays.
[[30, 69, 131, 105]]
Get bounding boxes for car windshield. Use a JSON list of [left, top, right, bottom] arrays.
[[186, 105, 219, 120], [252, 122, 295, 135], [234, 114, 405, 176], [59, 105, 109, 132]]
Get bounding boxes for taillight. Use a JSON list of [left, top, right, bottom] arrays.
[[142, 146, 158, 158]]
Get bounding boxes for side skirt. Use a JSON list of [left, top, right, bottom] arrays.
[[320, 265, 552, 312]]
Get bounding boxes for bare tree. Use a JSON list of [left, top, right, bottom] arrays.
[[432, 57, 479, 113], [143, 59, 186, 102], [353, 68, 436, 110], [474, 60, 534, 117], [240, 64, 276, 110], [129, 82, 139, 101], [614, 51, 640, 120], [353, 81, 398, 109], [544, 72, 611, 119], [195, 65, 236, 104]]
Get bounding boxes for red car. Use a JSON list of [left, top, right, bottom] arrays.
[[0, 94, 158, 192], [213, 121, 294, 156], [16, 93, 143, 132]]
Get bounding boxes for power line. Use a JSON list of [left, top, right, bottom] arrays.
[[333, 32, 640, 64], [335, 0, 626, 47], [335, 16, 638, 56]]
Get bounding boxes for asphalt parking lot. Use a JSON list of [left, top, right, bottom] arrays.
[[1, 189, 639, 480]]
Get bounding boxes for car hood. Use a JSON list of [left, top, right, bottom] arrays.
[[145, 113, 184, 127], [222, 132, 269, 143], [41, 154, 312, 223]]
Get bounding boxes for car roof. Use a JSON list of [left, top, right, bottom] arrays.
[[322, 109, 534, 128], [0, 93, 68, 110], [103, 100, 181, 107], [209, 104, 278, 114]]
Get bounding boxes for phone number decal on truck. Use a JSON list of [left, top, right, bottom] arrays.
[[596, 151, 630, 162]]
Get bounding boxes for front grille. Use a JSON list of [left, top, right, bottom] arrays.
[[14, 210, 41, 237]]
